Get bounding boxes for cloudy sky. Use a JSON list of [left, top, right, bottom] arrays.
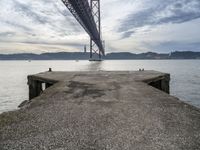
[[0, 0, 200, 54]]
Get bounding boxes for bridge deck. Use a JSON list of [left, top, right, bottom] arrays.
[[0, 71, 200, 149]]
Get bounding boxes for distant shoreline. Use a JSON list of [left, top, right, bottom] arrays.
[[0, 51, 200, 60], [0, 59, 200, 61]]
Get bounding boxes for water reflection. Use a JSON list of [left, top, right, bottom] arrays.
[[86, 61, 103, 71]]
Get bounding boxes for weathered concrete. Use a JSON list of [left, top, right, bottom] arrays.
[[0, 71, 200, 150], [28, 75, 55, 100]]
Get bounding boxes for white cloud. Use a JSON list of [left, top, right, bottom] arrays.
[[0, 0, 200, 54]]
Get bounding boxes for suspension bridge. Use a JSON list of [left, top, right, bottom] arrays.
[[61, 0, 105, 60]]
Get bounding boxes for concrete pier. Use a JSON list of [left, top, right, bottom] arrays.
[[28, 76, 55, 100], [0, 71, 200, 150]]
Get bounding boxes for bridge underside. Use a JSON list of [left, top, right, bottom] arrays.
[[61, 0, 104, 59]]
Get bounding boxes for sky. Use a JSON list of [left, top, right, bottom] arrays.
[[0, 0, 200, 54]]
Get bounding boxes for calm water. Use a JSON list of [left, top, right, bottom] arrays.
[[0, 60, 200, 113]]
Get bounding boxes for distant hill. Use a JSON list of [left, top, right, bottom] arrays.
[[105, 52, 137, 59], [0, 52, 90, 60], [170, 51, 200, 59], [0, 51, 200, 60]]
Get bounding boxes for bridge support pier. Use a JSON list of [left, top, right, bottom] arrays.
[[90, 0, 103, 60]]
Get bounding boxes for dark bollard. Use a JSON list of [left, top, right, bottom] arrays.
[[49, 68, 52, 72]]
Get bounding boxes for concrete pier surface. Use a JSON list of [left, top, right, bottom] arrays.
[[0, 71, 200, 150]]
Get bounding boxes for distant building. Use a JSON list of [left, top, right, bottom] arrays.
[[84, 45, 87, 53]]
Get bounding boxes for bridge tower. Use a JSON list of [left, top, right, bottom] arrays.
[[90, 0, 103, 60]]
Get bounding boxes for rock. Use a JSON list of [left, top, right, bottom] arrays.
[[18, 100, 29, 108]]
